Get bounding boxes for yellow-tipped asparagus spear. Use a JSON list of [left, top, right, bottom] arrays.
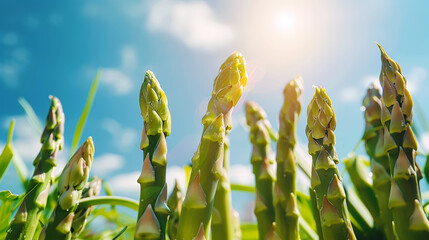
[[6, 96, 64, 240], [245, 101, 276, 240], [274, 77, 303, 240], [41, 137, 94, 240], [377, 44, 429, 239], [176, 51, 247, 240], [136, 70, 171, 240], [306, 87, 356, 240]]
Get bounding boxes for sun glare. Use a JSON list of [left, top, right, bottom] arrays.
[[275, 12, 295, 35]]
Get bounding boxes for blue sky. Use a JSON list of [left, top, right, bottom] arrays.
[[1, 0, 429, 221]]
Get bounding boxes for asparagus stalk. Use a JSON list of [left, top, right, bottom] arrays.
[[135, 70, 171, 240], [274, 76, 303, 240], [176, 51, 247, 240], [6, 96, 64, 240], [361, 84, 396, 240], [166, 180, 183, 240], [306, 87, 356, 240], [377, 44, 429, 239], [245, 101, 276, 240], [71, 176, 102, 239], [40, 137, 94, 240], [212, 137, 237, 240]]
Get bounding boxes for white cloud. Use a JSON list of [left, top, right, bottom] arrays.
[[99, 45, 138, 95], [147, 1, 234, 51], [229, 164, 254, 185], [2, 32, 18, 46], [3, 116, 41, 162], [166, 166, 187, 194], [419, 132, 429, 154], [102, 118, 138, 150], [406, 67, 426, 95], [108, 166, 187, 196], [100, 68, 133, 95], [92, 153, 125, 176], [108, 171, 140, 194], [2, 115, 70, 178], [339, 86, 360, 103], [361, 75, 381, 90], [121, 45, 137, 70], [82, 3, 101, 17], [0, 47, 29, 87]]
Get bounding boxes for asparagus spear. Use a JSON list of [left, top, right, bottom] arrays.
[[212, 137, 238, 240], [6, 96, 64, 240], [274, 76, 303, 240], [176, 51, 247, 240], [71, 176, 102, 239], [377, 44, 429, 239], [306, 87, 356, 240], [135, 70, 171, 240], [167, 180, 183, 240], [361, 84, 396, 240], [245, 101, 276, 240], [40, 137, 94, 240]]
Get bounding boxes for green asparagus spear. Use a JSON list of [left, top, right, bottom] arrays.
[[361, 84, 396, 240], [377, 44, 429, 239], [274, 76, 303, 240], [176, 51, 247, 240], [71, 176, 102, 239], [135, 70, 171, 240], [212, 137, 237, 240], [6, 96, 64, 240], [245, 101, 276, 240], [40, 137, 94, 240], [306, 87, 356, 240], [167, 180, 183, 240]]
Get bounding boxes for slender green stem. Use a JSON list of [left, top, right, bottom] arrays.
[[77, 196, 139, 211], [212, 138, 236, 240]]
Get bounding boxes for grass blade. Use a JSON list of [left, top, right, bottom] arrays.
[[112, 226, 128, 240], [0, 120, 15, 182], [18, 97, 43, 135], [10, 152, 28, 189], [70, 71, 100, 155], [230, 183, 255, 193]]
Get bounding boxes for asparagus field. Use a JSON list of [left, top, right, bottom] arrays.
[[1, 45, 429, 240]]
